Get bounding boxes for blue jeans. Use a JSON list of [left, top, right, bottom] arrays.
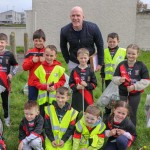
[[103, 135, 128, 150], [28, 86, 38, 101]]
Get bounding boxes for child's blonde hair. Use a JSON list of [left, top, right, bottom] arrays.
[[77, 48, 89, 57], [46, 45, 57, 54], [127, 44, 140, 54], [85, 104, 101, 117]]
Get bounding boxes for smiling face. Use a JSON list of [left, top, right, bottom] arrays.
[[127, 48, 139, 63], [0, 40, 7, 51], [70, 6, 84, 30], [77, 53, 89, 67], [24, 107, 39, 122], [56, 92, 69, 108], [44, 48, 57, 64], [113, 107, 128, 123], [33, 38, 45, 49], [84, 112, 99, 127], [107, 37, 119, 49]]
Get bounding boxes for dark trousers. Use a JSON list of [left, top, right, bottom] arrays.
[[1, 90, 9, 118], [120, 94, 140, 126], [28, 86, 38, 101], [103, 135, 128, 150], [39, 103, 49, 118]]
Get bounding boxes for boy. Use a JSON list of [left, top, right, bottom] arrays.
[[0, 33, 18, 126], [69, 48, 97, 112], [18, 101, 44, 150], [33, 45, 66, 116], [100, 32, 126, 117], [44, 86, 78, 150], [72, 104, 106, 150], [101, 32, 126, 87], [22, 29, 46, 101]]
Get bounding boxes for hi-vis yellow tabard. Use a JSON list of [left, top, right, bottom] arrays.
[[44, 105, 78, 150], [73, 117, 106, 150], [104, 48, 126, 80], [34, 65, 65, 105]]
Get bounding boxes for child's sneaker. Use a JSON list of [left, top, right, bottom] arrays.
[[4, 118, 10, 127]]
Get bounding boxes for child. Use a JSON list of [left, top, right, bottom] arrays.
[[112, 44, 150, 126], [0, 33, 18, 126], [33, 45, 66, 116], [72, 104, 106, 150], [100, 32, 126, 118], [104, 101, 136, 150], [101, 32, 126, 87], [22, 29, 46, 101], [44, 86, 78, 150], [69, 48, 97, 112], [18, 101, 44, 150]]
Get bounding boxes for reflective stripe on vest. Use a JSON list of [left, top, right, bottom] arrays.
[[76, 117, 106, 147], [45, 105, 78, 142], [104, 48, 126, 80], [34, 65, 65, 105]]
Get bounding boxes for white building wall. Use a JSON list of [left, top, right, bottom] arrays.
[[26, 0, 137, 49], [135, 13, 150, 50], [0, 10, 22, 23], [0, 27, 26, 46]]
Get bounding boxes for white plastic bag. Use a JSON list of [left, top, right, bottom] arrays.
[[0, 85, 6, 94], [23, 83, 28, 95], [145, 94, 150, 127], [63, 73, 69, 88], [97, 81, 119, 107]]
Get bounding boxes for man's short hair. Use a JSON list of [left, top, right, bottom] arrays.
[[24, 101, 39, 110], [77, 48, 89, 57], [85, 104, 100, 117], [0, 33, 8, 41]]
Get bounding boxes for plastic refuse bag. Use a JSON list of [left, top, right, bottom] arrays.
[[145, 94, 150, 127], [23, 83, 28, 95], [0, 85, 6, 94], [63, 73, 69, 88], [97, 81, 119, 108]]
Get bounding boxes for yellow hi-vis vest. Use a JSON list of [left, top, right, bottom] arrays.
[[34, 65, 65, 105], [44, 105, 78, 150], [104, 47, 126, 80], [73, 117, 106, 150]]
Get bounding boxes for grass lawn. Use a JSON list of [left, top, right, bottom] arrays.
[[1, 51, 150, 150]]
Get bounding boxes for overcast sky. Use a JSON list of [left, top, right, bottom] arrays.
[[0, 0, 32, 12], [142, 0, 150, 4], [0, 0, 149, 13]]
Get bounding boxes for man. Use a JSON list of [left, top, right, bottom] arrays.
[[60, 6, 104, 72]]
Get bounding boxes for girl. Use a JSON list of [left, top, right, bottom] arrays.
[[112, 44, 150, 126], [104, 101, 136, 150]]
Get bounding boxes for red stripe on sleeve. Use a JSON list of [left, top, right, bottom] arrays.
[[98, 133, 105, 138]]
